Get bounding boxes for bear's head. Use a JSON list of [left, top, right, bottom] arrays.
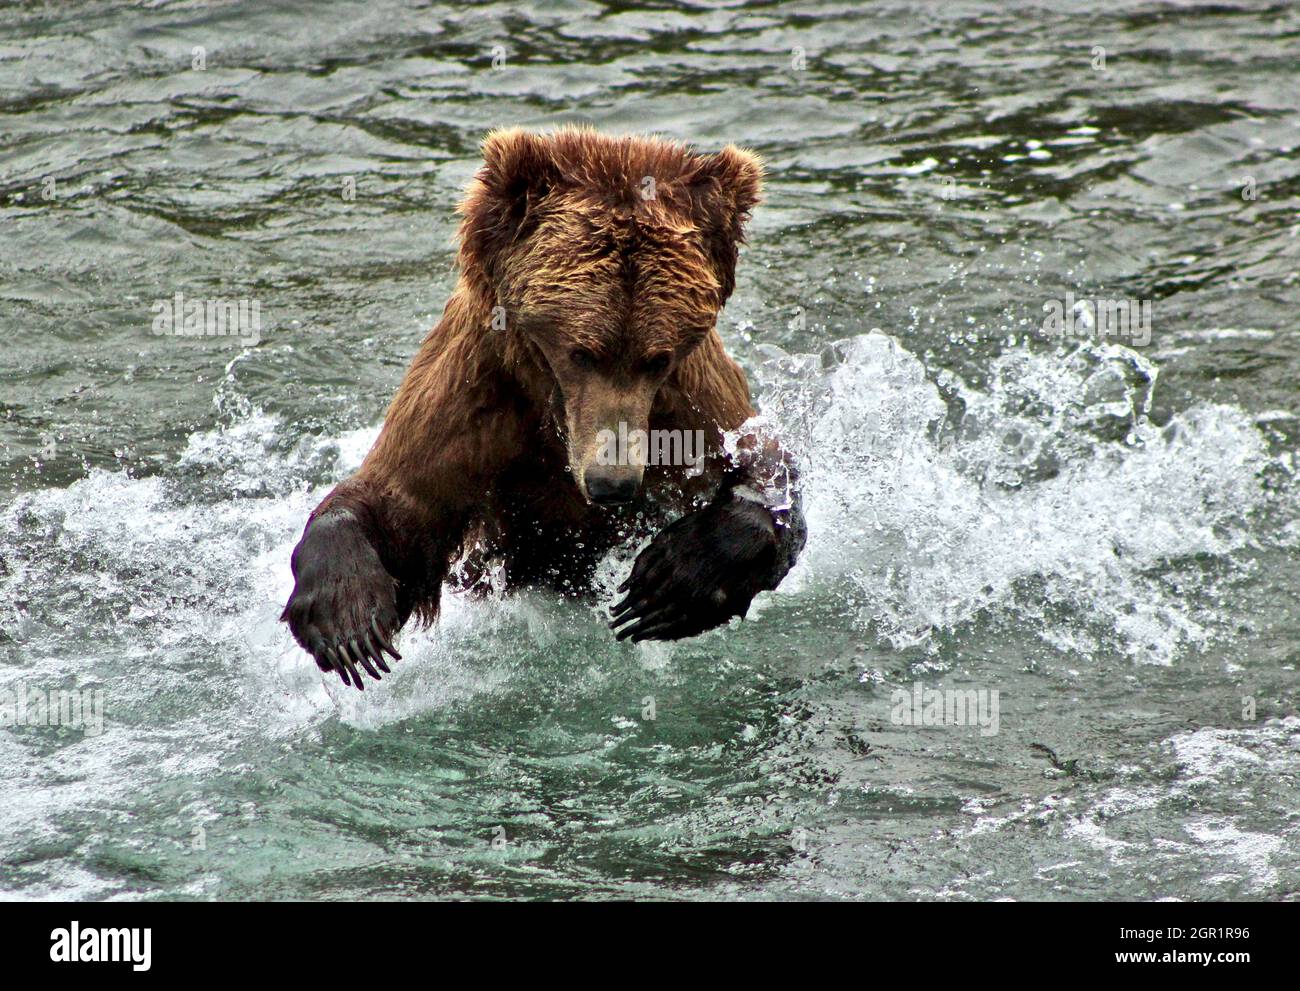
[[458, 126, 762, 505]]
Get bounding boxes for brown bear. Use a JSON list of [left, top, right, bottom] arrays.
[[282, 126, 807, 689]]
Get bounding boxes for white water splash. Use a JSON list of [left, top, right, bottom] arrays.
[[754, 332, 1289, 663]]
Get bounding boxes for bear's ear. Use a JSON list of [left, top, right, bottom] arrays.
[[459, 129, 559, 281], [688, 145, 764, 303]]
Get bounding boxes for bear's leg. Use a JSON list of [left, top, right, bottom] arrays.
[[281, 377, 526, 687]]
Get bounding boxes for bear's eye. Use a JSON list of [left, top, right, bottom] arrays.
[[570, 348, 597, 369], [641, 353, 671, 376]]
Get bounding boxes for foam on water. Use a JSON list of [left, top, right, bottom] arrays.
[[956, 717, 1300, 896], [754, 332, 1291, 663]]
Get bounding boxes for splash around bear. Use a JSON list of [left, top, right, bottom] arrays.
[[282, 126, 807, 689]]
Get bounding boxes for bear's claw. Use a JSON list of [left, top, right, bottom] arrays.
[[609, 494, 781, 643], [312, 622, 401, 690]]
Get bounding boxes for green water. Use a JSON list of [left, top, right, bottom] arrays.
[[1, 0, 1297, 900]]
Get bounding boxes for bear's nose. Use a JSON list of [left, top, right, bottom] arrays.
[[585, 467, 641, 505]]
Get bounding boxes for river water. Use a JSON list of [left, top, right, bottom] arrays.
[[1, 0, 1297, 900]]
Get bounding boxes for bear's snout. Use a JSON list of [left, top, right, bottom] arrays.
[[583, 464, 642, 505]]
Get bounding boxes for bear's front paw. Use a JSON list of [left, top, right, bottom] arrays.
[[609, 495, 781, 642], [281, 511, 403, 691]]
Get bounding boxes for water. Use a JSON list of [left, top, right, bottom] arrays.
[[1, 0, 1297, 900]]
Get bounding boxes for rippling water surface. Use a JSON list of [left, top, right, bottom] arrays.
[[1, 0, 1298, 900]]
